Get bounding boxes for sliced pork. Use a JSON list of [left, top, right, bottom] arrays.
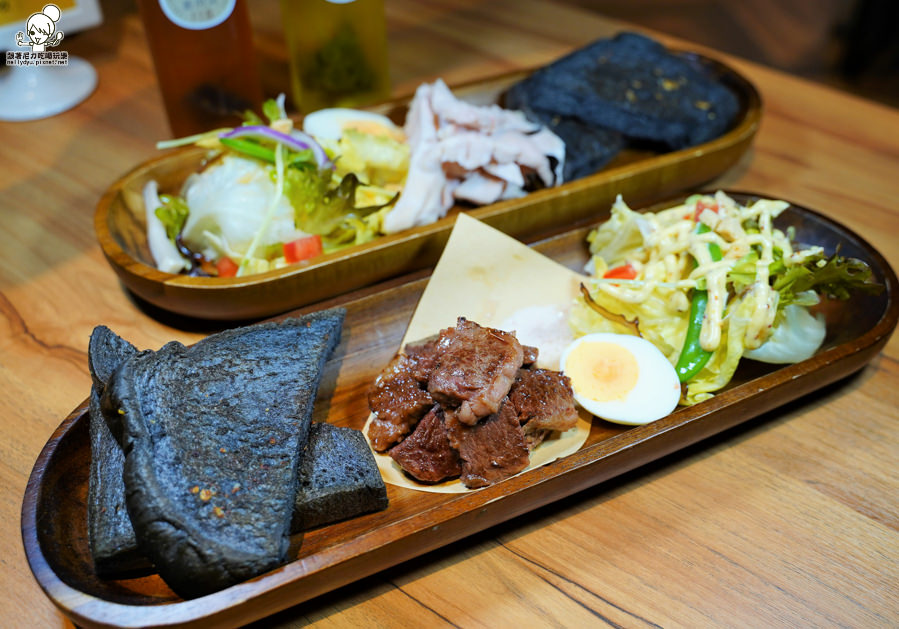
[[382, 79, 565, 234]]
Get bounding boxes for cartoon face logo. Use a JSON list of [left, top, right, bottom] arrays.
[[16, 4, 65, 52]]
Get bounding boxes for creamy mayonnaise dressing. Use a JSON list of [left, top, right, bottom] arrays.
[[591, 193, 809, 354]]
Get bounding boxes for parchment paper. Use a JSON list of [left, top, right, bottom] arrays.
[[365, 213, 592, 492]]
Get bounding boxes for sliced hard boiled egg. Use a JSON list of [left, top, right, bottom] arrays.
[[302, 108, 404, 142], [560, 333, 681, 425]]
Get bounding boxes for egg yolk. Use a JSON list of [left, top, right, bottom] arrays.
[[565, 341, 639, 402], [342, 120, 405, 142]]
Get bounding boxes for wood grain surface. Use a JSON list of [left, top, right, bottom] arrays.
[[2, 1, 898, 627]]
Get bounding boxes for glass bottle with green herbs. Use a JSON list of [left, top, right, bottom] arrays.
[[280, 0, 391, 113]]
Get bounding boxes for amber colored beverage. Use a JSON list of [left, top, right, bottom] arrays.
[[137, 0, 264, 137], [280, 0, 391, 114]]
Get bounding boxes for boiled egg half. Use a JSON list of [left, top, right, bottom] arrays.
[[560, 333, 681, 425], [302, 108, 404, 142]]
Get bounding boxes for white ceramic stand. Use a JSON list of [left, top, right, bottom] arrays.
[[0, 55, 97, 121]]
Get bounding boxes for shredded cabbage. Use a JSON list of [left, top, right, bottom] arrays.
[[574, 192, 881, 405], [325, 128, 409, 189]]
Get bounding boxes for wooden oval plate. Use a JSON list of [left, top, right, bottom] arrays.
[[27, 193, 898, 627], [95, 51, 761, 320]]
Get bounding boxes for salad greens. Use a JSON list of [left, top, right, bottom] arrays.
[[573, 192, 882, 405], [149, 96, 402, 277], [155, 194, 189, 242], [772, 252, 879, 305], [284, 168, 388, 248]]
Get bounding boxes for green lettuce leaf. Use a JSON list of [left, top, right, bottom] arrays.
[[262, 98, 284, 124], [154, 194, 190, 242], [241, 98, 284, 126], [773, 251, 882, 307], [283, 166, 396, 251]]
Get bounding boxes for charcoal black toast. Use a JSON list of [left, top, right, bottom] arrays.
[[291, 422, 388, 532], [502, 94, 626, 182], [102, 310, 344, 598], [504, 31, 740, 156], [87, 326, 154, 578]]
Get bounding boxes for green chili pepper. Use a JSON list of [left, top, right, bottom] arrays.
[[675, 223, 722, 382], [219, 136, 276, 163]]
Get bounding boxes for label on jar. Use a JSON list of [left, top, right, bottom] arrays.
[[159, 0, 236, 30]]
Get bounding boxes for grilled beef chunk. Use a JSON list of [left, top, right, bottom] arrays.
[[522, 344, 539, 367], [388, 406, 462, 483], [509, 368, 579, 432], [369, 319, 577, 489], [102, 311, 344, 599], [404, 337, 439, 382], [367, 352, 434, 452], [448, 400, 530, 489], [427, 318, 524, 425]]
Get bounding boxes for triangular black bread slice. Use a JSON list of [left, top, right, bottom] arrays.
[[291, 422, 388, 532], [87, 326, 154, 578], [86, 322, 387, 580], [102, 310, 344, 598]]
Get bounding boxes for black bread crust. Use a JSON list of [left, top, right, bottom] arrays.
[[87, 326, 154, 578], [291, 422, 388, 532], [503, 88, 625, 181], [103, 310, 345, 598], [505, 32, 740, 153]]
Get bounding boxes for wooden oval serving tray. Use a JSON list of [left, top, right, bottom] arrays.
[[27, 194, 896, 628], [95, 49, 761, 320]]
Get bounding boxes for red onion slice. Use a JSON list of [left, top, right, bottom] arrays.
[[219, 125, 333, 169]]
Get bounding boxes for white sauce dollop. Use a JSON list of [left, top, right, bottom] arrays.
[[501, 304, 575, 371]]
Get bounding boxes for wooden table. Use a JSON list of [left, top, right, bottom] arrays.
[[2, 1, 897, 626]]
